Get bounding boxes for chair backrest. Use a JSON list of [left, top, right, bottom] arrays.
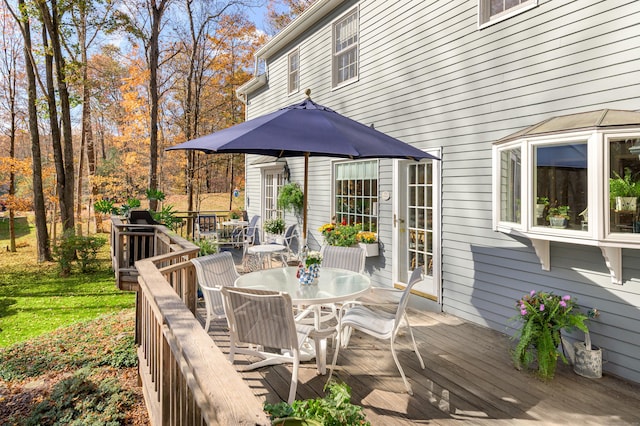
[[245, 215, 261, 245], [320, 245, 366, 274], [191, 251, 239, 290], [242, 210, 249, 222], [221, 287, 298, 351], [394, 268, 423, 329], [196, 214, 217, 237], [283, 224, 298, 252]]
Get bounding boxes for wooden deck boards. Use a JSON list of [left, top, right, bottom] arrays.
[[201, 305, 640, 425], [201, 251, 640, 424]]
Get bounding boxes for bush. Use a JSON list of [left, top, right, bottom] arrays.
[[52, 230, 107, 276], [264, 381, 369, 425], [264, 217, 286, 234]]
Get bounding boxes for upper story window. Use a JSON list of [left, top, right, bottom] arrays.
[[332, 7, 359, 88], [493, 109, 640, 284], [479, 0, 537, 28], [334, 159, 378, 232], [288, 49, 299, 95]]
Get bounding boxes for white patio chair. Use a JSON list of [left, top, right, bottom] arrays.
[[327, 268, 426, 395], [282, 223, 299, 263], [221, 287, 335, 404], [319, 245, 366, 273], [191, 252, 239, 332]]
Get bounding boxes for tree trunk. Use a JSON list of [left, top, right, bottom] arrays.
[[21, 0, 51, 261], [38, 0, 75, 232]]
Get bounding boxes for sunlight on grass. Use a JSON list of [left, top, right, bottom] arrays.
[[0, 221, 136, 347]]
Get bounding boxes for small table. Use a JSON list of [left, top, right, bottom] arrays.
[[235, 266, 371, 373], [246, 244, 287, 269]]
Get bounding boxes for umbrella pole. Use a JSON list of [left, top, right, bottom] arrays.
[[302, 152, 309, 248]]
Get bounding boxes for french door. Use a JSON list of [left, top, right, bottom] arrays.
[[393, 153, 441, 302]]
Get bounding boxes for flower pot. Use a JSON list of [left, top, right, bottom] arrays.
[[535, 204, 546, 218], [358, 242, 378, 257], [615, 196, 637, 212], [549, 216, 568, 228], [573, 342, 602, 379]]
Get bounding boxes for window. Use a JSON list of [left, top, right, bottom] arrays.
[[492, 109, 640, 284], [334, 160, 377, 232], [333, 7, 358, 87], [479, 0, 537, 27], [608, 137, 640, 234], [500, 147, 521, 224], [535, 142, 588, 231], [264, 169, 285, 220], [288, 49, 299, 95]]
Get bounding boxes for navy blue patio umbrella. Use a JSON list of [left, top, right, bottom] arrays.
[[167, 96, 439, 243]]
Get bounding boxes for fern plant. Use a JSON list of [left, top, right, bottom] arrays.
[[510, 290, 588, 380]]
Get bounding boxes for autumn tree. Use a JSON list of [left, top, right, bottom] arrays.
[[266, 0, 316, 34]]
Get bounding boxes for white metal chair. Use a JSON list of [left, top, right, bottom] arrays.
[[191, 252, 239, 332], [221, 287, 335, 404], [282, 223, 299, 263], [327, 268, 426, 395], [319, 245, 366, 273]]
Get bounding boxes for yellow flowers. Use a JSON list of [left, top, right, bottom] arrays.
[[356, 231, 376, 244]]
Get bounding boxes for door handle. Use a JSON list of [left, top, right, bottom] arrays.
[[393, 214, 405, 227]]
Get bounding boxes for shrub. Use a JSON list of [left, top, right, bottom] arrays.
[[264, 381, 369, 425], [52, 230, 107, 275]]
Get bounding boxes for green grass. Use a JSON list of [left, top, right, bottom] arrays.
[[0, 222, 136, 348]]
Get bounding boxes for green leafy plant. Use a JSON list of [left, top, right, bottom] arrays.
[[145, 188, 166, 201], [278, 182, 304, 214], [546, 205, 570, 220], [264, 381, 370, 425], [264, 217, 286, 234], [229, 209, 242, 219], [610, 168, 640, 198], [52, 229, 107, 276], [119, 198, 141, 216], [194, 237, 218, 256], [151, 204, 183, 231], [510, 290, 588, 380], [536, 197, 549, 205], [94, 199, 117, 215]]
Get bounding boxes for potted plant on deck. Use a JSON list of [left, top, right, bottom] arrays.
[[264, 217, 286, 243], [511, 290, 589, 381]]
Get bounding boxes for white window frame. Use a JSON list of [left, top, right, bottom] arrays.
[[332, 6, 359, 88], [493, 128, 640, 285], [478, 0, 537, 29], [287, 48, 300, 95], [332, 159, 378, 232]]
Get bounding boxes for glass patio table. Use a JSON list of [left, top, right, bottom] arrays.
[[235, 266, 370, 373]]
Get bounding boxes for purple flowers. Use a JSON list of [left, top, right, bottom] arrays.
[[539, 304, 545, 311]]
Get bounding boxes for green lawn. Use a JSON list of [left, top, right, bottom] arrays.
[[0, 220, 136, 347]]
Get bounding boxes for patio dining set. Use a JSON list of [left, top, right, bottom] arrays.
[[190, 229, 426, 404]]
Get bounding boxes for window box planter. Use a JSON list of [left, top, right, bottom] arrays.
[[358, 242, 379, 257]]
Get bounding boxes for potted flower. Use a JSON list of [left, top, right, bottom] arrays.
[[298, 250, 322, 285], [547, 205, 570, 228], [318, 222, 359, 247], [278, 182, 304, 214], [356, 231, 378, 257], [610, 168, 640, 211], [229, 210, 242, 222], [264, 217, 286, 243], [511, 290, 589, 381]]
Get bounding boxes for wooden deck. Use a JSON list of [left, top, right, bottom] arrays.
[[202, 250, 640, 425]]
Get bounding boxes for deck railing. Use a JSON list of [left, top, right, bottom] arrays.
[[110, 218, 269, 425]]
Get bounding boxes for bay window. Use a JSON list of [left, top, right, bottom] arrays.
[[493, 109, 640, 284]]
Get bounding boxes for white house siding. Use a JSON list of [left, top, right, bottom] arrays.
[[241, 0, 640, 383]]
